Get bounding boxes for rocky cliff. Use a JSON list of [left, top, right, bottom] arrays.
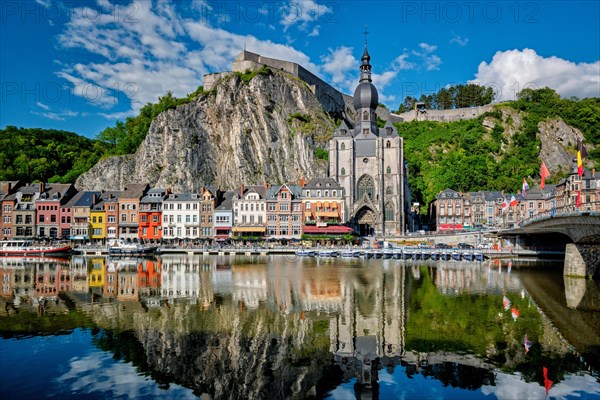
[[76, 70, 335, 192]]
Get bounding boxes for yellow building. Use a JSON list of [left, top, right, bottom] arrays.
[[90, 200, 106, 241]]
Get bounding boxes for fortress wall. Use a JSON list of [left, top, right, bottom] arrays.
[[394, 104, 496, 123], [203, 72, 229, 91]]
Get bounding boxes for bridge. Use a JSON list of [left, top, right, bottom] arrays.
[[498, 207, 600, 279]]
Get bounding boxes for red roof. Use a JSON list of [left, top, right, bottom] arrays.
[[302, 225, 354, 234]]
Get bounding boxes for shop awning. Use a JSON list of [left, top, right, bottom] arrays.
[[232, 226, 266, 233], [302, 225, 354, 234], [316, 211, 339, 217]]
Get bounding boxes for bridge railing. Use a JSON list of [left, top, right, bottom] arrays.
[[517, 201, 600, 228]]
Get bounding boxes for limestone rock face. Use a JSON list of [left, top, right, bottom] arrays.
[[76, 71, 334, 192], [538, 118, 585, 174]]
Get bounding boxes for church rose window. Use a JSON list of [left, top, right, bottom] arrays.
[[357, 175, 374, 200]]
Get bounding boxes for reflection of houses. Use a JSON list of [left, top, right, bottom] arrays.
[[160, 256, 201, 303], [88, 257, 105, 296], [117, 259, 140, 302], [138, 259, 162, 298], [70, 256, 89, 293], [104, 258, 118, 298], [7, 263, 35, 307], [35, 262, 60, 298], [231, 265, 267, 308], [434, 262, 523, 294], [299, 272, 341, 313]]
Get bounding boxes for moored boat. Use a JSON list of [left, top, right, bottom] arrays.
[[109, 240, 158, 256], [0, 240, 71, 256]]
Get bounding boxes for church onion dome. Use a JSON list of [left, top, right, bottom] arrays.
[[353, 81, 379, 110], [353, 44, 378, 110]]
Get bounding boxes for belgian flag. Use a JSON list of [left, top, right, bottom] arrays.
[[577, 138, 588, 177]]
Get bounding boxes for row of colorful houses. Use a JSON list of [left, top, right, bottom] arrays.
[[431, 165, 600, 231], [0, 177, 354, 242]]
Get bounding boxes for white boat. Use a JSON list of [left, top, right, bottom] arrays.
[[108, 240, 158, 256], [0, 240, 71, 256]]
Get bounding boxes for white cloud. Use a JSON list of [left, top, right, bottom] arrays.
[[412, 43, 442, 71], [36, 101, 51, 111], [481, 370, 600, 400], [32, 109, 78, 121], [308, 25, 321, 37], [321, 46, 356, 88], [54, 351, 196, 398], [470, 48, 600, 101], [449, 31, 469, 46], [280, 0, 333, 32], [418, 42, 437, 53], [35, 0, 51, 8]]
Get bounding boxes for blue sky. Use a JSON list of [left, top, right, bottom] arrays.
[[1, 0, 599, 138]]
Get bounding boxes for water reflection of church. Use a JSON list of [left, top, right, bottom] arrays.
[[328, 265, 408, 389]]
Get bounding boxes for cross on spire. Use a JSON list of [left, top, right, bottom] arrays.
[[363, 25, 369, 46]]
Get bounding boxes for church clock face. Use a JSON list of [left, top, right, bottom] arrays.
[[363, 158, 369, 164]]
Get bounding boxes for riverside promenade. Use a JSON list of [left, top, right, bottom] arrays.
[[73, 244, 562, 260]]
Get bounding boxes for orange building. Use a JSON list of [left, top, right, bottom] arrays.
[[139, 188, 167, 242]]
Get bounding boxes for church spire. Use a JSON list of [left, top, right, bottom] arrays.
[[360, 25, 372, 83]]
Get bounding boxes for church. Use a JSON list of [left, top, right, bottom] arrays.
[[328, 44, 409, 237]]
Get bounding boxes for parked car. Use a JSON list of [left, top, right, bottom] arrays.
[[457, 243, 474, 249], [417, 242, 429, 249], [435, 243, 452, 249]]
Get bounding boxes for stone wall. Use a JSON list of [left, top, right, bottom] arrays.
[[564, 243, 600, 278], [393, 104, 496, 123]]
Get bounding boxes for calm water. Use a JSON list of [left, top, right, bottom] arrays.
[[1, 255, 599, 399]]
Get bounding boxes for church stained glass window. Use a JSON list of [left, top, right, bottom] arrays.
[[357, 175, 374, 200], [385, 202, 394, 221]]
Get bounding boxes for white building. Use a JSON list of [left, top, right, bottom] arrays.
[[162, 193, 201, 240]]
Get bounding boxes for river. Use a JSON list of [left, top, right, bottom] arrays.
[[1, 255, 599, 399]]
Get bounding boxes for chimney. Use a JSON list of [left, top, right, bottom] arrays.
[[39, 182, 45, 194], [299, 178, 305, 187], [92, 194, 97, 205], [166, 187, 172, 195], [240, 184, 244, 197], [5, 182, 11, 194]]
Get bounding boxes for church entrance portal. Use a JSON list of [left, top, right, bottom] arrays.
[[356, 208, 376, 237]]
